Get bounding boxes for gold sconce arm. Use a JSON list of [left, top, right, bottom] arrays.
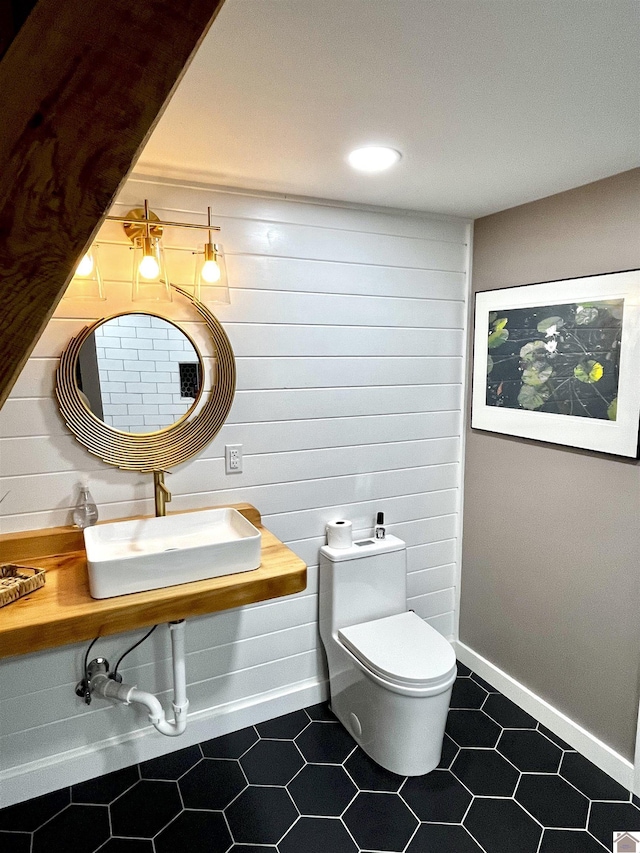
[[108, 209, 221, 234]]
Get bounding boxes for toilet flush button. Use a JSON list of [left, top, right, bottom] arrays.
[[349, 712, 362, 738]]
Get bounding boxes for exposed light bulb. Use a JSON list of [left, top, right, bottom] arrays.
[[75, 252, 94, 277], [201, 259, 221, 283], [348, 146, 401, 172], [65, 245, 104, 300], [194, 239, 229, 304], [139, 252, 160, 280]]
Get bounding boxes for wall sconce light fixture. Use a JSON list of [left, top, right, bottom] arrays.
[[121, 200, 171, 302], [104, 200, 228, 306], [64, 244, 105, 301], [193, 207, 230, 305]]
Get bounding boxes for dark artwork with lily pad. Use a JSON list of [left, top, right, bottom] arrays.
[[486, 300, 623, 420]]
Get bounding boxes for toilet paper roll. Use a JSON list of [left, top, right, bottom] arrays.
[[326, 520, 353, 549]]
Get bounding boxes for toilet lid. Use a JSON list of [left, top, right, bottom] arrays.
[[338, 611, 457, 686]]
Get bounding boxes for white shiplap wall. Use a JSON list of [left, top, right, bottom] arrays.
[[0, 177, 470, 806]]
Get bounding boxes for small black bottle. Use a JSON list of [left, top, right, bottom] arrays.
[[375, 511, 386, 539]]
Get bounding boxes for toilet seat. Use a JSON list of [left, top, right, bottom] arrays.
[[338, 611, 457, 689]]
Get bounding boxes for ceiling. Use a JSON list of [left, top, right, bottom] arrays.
[[137, 0, 640, 218]]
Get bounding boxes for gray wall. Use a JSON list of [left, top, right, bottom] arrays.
[[461, 168, 640, 761]]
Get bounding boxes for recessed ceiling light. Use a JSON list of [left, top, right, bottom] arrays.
[[348, 146, 402, 173]]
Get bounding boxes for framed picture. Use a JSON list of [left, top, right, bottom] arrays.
[[471, 270, 640, 457]]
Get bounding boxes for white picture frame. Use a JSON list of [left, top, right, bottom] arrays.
[[471, 270, 640, 458]]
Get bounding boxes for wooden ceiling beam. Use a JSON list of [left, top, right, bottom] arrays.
[[0, 0, 225, 408], [0, 1, 38, 60]]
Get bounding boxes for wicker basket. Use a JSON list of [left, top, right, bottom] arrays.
[[0, 564, 46, 608]]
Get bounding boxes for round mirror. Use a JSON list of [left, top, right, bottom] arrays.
[[75, 314, 203, 435], [56, 287, 236, 472]]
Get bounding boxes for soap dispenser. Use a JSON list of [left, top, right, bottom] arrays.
[[73, 480, 99, 529]]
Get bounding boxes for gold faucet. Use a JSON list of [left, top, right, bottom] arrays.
[[153, 470, 172, 517]]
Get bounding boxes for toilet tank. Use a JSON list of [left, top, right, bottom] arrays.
[[319, 535, 407, 634]]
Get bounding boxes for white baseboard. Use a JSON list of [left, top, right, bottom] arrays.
[[0, 676, 328, 809], [455, 641, 636, 795]]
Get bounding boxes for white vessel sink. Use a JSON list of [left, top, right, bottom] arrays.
[[84, 508, 262, 599]]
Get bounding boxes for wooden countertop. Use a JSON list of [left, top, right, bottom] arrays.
[[0, 504, 307, 659]]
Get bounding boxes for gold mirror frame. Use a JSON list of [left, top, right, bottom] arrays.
[[56, 287, 236, 471]]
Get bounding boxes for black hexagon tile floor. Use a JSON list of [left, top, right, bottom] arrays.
[[1, 664, 637, 853]]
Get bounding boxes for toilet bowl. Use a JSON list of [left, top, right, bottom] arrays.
[[319, 535, 456, 776]]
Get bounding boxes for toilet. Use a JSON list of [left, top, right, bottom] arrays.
[[319, 534, 456, 776]]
